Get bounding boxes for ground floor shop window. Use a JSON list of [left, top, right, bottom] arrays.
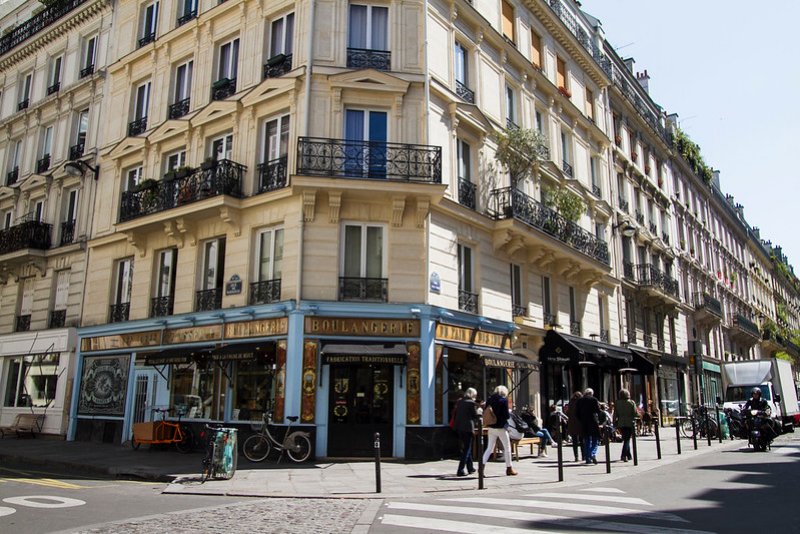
[[658, 368, 680, 418], [232, 357, 276, 421], [544, 364, 572, 407], [3, 354, 59, 407], [170, 363, 228, 420], [446, 350, 484, 418]]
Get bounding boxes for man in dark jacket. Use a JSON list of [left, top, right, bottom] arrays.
[[575, 388, 601, 464], [453, 388, 480, 476]]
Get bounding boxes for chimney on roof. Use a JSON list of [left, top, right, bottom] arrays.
[[624, 57, 635, 73], [712, 169, 721, 189], [635, 69, 650, 94], [753, 227, 760, 239], [735, 203, 744, 219]]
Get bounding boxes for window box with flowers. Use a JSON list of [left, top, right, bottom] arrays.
[[645, 165, 651, 175], [558, 86, 572, 99], [631, 151, 638, 162], [614, 134, 622, 146]]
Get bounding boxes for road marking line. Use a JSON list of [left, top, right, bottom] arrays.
[[446, 497, 687, 523], [2, 478, 86, 489], [3, 496, 86, 509], [582, 487, 626, 493], [534, 491, 652, 506], [386, 502, 715, 534], [381, 514, 551, 534], [0, 506, 15, 517]]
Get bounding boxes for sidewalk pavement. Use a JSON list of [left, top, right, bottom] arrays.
[[0, 430, 747, 499]]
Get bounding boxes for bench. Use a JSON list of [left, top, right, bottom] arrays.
[[511, 437, 541, 460], [0, 413, 44, 438]]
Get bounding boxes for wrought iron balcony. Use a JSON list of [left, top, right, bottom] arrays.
[[619, 197, 629, 213], [600, 329, 609, 343], [662, 232, 670, 245], [635, 210, 644, 224], [489, 187, 610, 265], [734, 314, 760, 340], [626, 328, 637, 344], [263, 53, 293, 79], [257, 156, 288, 193], [570, 321, 581, 336], [562, 160, 573, 177], [297, 137, 441, 183], [49, 309, 66, 328], [36, 155, 51, 173], [109, 302, 130, 323], [634, 264, 679, 299], [69, 141, 85, 160], [249, 279, 281, 305], [150, 295, 174, 317], [591, 184, 601, 198], [0, 220, 52, 254], [455, 80, 474, 104], [623, 261, 635, 282], [168, 98, 190, 119], [15, 314, 31, 332], [79, 64, 94, 78], [543, 312, 556, 327], [656, 337, 666, 352], [458, 289, 478, 314], [648, 222, 657, 235], [17, 99, 29, 111], [119, 159, 245, 222], [693, 292, 723, 319], [6, 168, 19, 186], [177, 10, 197, 26], [59, 220, 76, 246], [458, 178, 476, 210], [211, 77, 237, 100], [339, 277, 388, 302], [138, 31, 156, 47], [346, 47, 390, 71], [195, 288, 222, 311], [506, 118, 519, 130], [47, 82, 60, 95], [643, 333, 652, 348], [0, 0, 89, 57], [512, 304, 527, 318], [128, 117, 148, 136]]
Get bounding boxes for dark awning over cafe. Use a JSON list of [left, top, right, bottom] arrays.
[[144, 348, 211, 366], [628, 348, 656, 374], [539, 330, 632, 367], [321, 343, 408, 365], [481, 353, 538, 370], [660, 351, 689, 370]]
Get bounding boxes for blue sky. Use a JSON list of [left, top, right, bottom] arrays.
[[583, 1, 800, 267]]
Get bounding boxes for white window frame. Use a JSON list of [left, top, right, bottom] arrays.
[[49, 55, 63, 88], [270, 12, 294, 57], [454, 41, 468, 86], [19, 72, 33, 104], [255, 227, 285, 282], [210, 133, 233, 161], [140, 1, 159, 41], [165, 150, 187, 172], [19, 278, 34, 316], [64, 189, 79, 223], [114, 258, 134, 305], [126, 166, 143, 191], [41, 125, 54, 157], [561, 129, 571, 164], [505, 83, 516, 125], [218, 38, 240, 80], [174, 59, 193, 102], [341, 222, 386, 279], [457, 243, 473, 294], [75, 109, 89, 144], [53, 270, 70, 311], [155, 248, 178, 298], [262, 114, 289, 164], [82, 35, 97, 70], [133, 81, 151, 121], [348, 4, 389, 51], [9, 139, 22, 172], [510, 263, 522, 308], [201, 238, 226, 290], [456, 138, 471, 182]]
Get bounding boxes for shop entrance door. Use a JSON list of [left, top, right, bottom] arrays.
[[328, 364, 393, 457]]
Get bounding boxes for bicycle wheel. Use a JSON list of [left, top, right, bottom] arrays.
[[175, 426, 194, 453], [705, 418, 719, 439], [286, 433, 312, 463], [243, 435, 271, 462], [679, 418, 695, 439]]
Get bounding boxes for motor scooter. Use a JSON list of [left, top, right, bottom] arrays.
[[747, 409, 778, 452], [724, 407, 748, 440]]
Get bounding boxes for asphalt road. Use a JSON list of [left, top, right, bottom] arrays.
[[371, 433, 800, 533]]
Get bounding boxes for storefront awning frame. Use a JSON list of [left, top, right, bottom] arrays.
[[320, 343, 408, 365], [539, 330, 632, 367]]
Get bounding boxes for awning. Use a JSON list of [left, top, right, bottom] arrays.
[[144, 348, 210, 366], [321, 343, 408, 365], [628, 348, 656, 374], [211, 342, 274, 362], [660, 352, 690, 369], [481, 353, 538, 370], [539, 330, 632, 367]]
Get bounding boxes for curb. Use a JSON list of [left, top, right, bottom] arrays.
[[0, 452, 176, 483]]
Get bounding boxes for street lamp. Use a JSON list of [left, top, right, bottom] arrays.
[[613, 220, 637, 237], [63, 160, 99, 180]]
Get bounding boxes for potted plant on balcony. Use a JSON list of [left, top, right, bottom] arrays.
[[493, 127, 549, 188], [201, 157, 216, 171], [175, 165, 192, 179], [631, 151, 638, 162], [558, 86, 572, 99], [614, 134, 622, 146], [137, 179, 159, 211]]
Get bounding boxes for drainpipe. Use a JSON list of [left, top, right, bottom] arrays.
[[297, 0, 316, 304]]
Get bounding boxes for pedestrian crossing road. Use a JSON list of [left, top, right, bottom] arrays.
[[374, 487, 714, 534]]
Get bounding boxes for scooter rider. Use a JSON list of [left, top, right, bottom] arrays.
[[743, 387, 770, 415]]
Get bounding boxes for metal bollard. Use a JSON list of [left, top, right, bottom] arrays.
[[374, 432, 381, 494], [675, 420, 682, 455], [691, 416, 698, 450], [654, 420, 662, 460], [706, 415, 713, 447], [557, 432, 564, 482], [716, 404, 723, 444], [604, 432, 611, 473], [477, 421, 485, 490], [632, 429, 638, 466]]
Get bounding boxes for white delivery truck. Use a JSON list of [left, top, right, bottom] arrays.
[[722, 358, 800, 431]]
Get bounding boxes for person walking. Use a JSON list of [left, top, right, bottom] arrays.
[[481, 385, 518, 476], [614, 388, 638, 462], [575, 388, 602, 464], [566, 391, 583, 462], [453, 388, 480, 476]]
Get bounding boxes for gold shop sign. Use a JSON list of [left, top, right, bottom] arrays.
[[305, 318, 419, 337], [163, 325, 223, 344], [81, 330, 162, 352], [225, 317, 288, 339], [435, 323, 507, 350]]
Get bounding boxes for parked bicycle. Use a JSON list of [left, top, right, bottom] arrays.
[[131, 407, 192, 453], [200, 424, 237, 482], [680, 405, 719, 440], [242, 413, 312, 463]]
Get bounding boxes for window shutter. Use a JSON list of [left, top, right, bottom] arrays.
[[501, 1, 514, 42], [54, 271, 70, 310], [556, 57, 566, 89], [530, 31, 541, 67]]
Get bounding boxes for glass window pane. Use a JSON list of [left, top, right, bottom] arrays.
[[365, 226, 382, 278], [270, 18, 283, 56], [273, 229, 284, 280], [348, 5, 368, 48], [4, 359, 21, 407], [370, 6, 388, 50], [344, 225, 362, 277], [284, 13, 294, 54], [259, 231, 272, 280]]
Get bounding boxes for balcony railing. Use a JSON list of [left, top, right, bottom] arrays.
[[506, 118, 519, 130], [512, 304, 527, 317], [128, 117, 148, 136], [6, 168, 19, 186], [635, 264, 679, 299], [648, 222, 657, 235], [263, 53, 293, 79], [591, 184, 601, 198], [455, 80, 474, 104], [489, 187, 610, 265], [109, 302, 130, 323], [211, 77, 237, 100], [249, 279, 282, 305], [0, 220, 52, 254], [168, 98, 190, 119], [543, 312, 556, 327], [626, 328, 637, 344], [600, 329, 609, 343], [734, 314, 760, 339], [60, 220, 76, 246], [662, 232, 670, 245], [69, 141, 85, 160], [0, 0, 89, 56], [619, 197, 629, 213], [623, 261, 635, 281], [693, 292, 723, 318], [150, 295, 175, 317], [656, 338, 666, 352], [297, 137, 441, 183], [458, 178, 476, 210], [195, 288, 222, 311], [346, 47, 390, 71], [257, 156, 288, 193], [643, 333, 652, 348], [137, 31, 156, 47], [339, 277, 388, 302], [570, 321, 581, 336], [635, 210, 644, 224], [49, 309, 66, 328], [176, 9, 197, 26], [15, 314, 31, 332], [459, 289, 478, 314], [47, 82, 60, 95], [79, 64, 94, 78], [119, 159, 245, 222], [562, 160, 573, 177], [36, 155, 51, 173], [17, 99, 29, 111]]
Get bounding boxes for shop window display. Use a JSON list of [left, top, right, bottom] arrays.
[[232, 357, 276, 421], [170, 363, 227, 420], [4, 354, 59, 408]]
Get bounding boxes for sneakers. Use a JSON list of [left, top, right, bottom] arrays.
[[539, 449, 548, 458], [592, 456, 598, 465], [456, 471, 467, 477], [506, 467, 518, 476], [467, 467, 476, 474]]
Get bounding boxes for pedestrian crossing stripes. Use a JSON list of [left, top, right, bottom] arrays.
[[377, 488, 714, 533]]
